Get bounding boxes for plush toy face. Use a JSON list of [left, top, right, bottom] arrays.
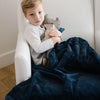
[[43, 14, 60, 29]]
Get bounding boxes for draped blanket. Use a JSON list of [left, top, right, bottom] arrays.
[[6, 37, 100, 100]]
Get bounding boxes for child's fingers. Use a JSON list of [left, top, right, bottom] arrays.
[[49, 31, 57, 36], [49, 30, 61, 37]]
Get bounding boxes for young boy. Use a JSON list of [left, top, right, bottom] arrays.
[[21, 0, 62, 66]]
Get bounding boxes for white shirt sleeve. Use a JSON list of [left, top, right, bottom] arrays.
[[24, 26, 54, 53]]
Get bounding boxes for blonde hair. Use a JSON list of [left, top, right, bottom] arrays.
[[21, 0, 42, 14]]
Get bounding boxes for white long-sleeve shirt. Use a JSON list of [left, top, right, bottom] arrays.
[[24, 23, 54, 65]]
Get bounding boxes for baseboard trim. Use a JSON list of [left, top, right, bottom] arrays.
[[0, 50, 15, 69]]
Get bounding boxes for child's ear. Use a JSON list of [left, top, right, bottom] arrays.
[[25, 15, 27, 18], [24, 13, 27, 19]]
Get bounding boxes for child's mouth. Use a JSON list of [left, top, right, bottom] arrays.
[[36, 20, 41, 23]]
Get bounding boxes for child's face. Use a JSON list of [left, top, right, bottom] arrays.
[[25, 3, 45, 26]]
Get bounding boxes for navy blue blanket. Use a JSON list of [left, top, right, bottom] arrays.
[[6, 37, 100, 100]]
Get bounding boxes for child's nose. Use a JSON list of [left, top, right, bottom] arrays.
[[35, 14, 40, 20]]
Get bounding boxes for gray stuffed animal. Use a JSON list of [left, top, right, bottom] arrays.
[[42, 14, 61, 66]]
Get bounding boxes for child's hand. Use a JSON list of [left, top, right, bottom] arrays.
[[51, 37, 61, 44], [49, 29, 62, 40]]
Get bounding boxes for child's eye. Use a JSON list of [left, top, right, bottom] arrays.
[[30, 13, 34, 16], [38, 11, 42, 14]]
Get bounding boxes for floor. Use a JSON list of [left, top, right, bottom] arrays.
[[0, 64, 16, 100]]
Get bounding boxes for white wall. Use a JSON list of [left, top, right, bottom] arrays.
[[0, 0, 18, 68]]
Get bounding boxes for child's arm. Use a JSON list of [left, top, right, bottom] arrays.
[[24, 27, 61, 54]]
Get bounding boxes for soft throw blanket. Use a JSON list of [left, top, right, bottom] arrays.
[[6, 37, 100, 100]]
